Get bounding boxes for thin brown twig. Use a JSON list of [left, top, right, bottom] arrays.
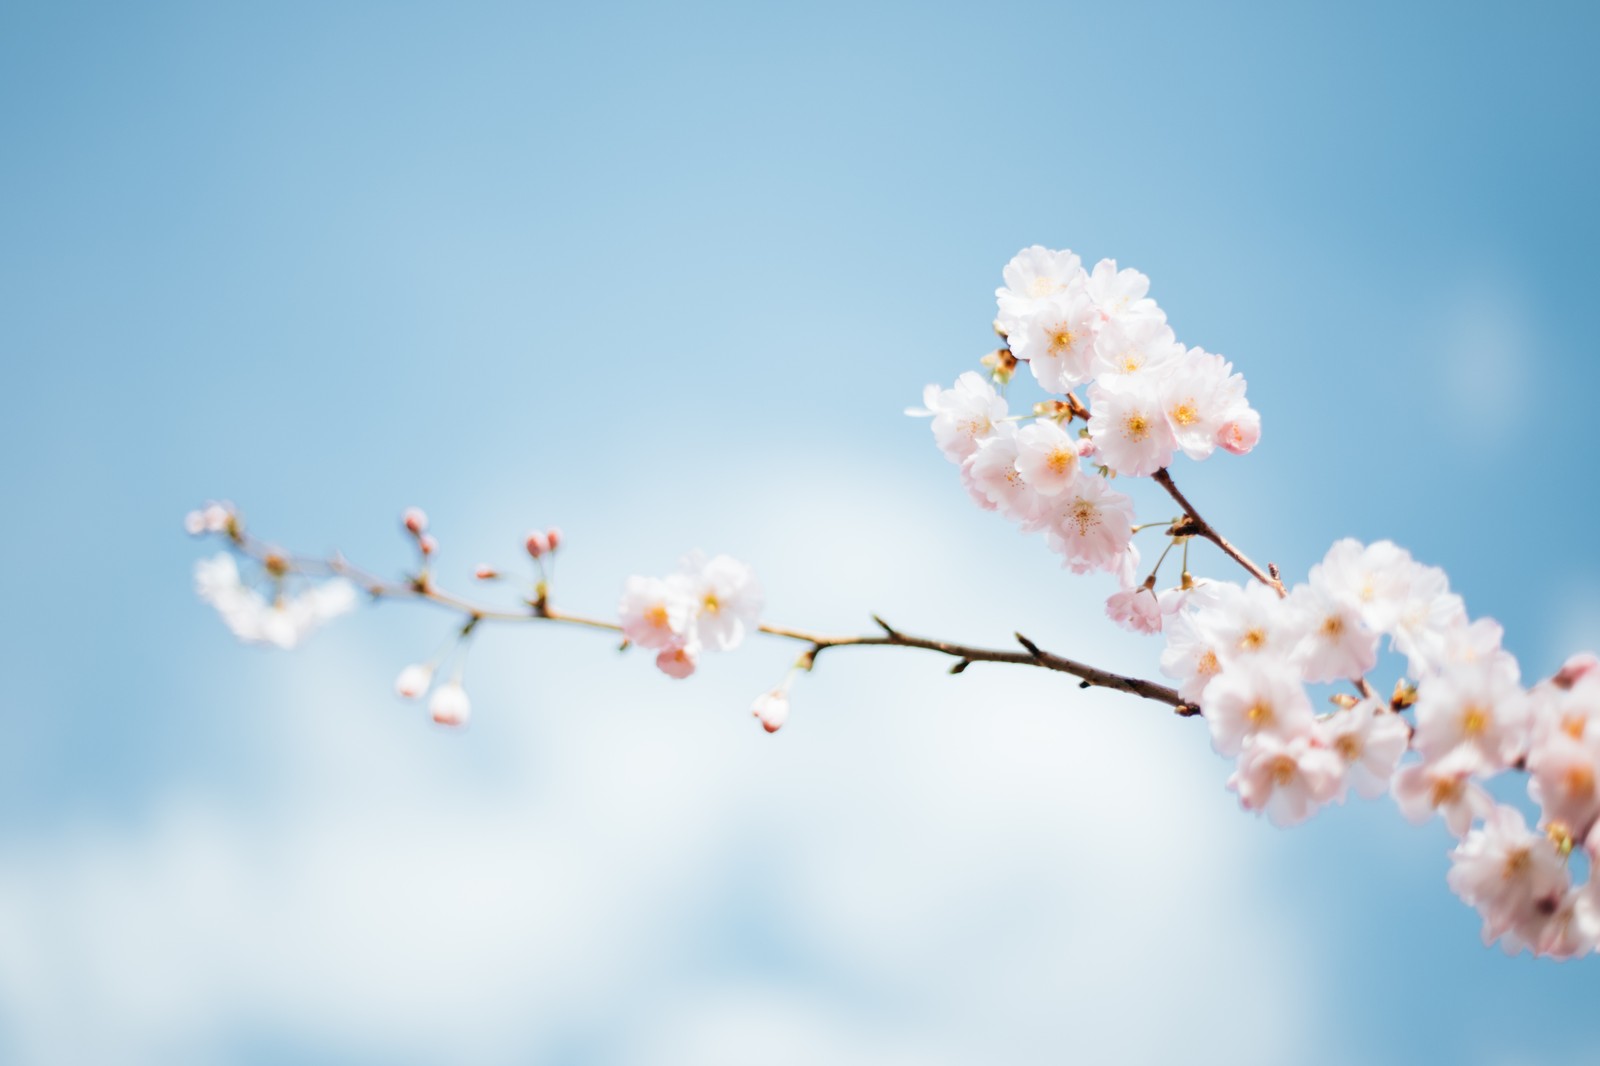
[[1151, 468, 1287, 597], [225, 531, 1197, 717]]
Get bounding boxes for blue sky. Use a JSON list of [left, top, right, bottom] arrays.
[[3, 1, 1599, 1062]]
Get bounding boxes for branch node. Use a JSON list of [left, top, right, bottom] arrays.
[[1015, 632, 1045, 659], [948, 658, 972, 675], [1078, 680, 1091, 689], [871, 614, 902, 640]]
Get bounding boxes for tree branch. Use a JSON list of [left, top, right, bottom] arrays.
[[227, 531, 1196, 717], [1152, 467, 1286, 596]]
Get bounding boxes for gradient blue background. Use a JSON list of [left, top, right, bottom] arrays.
[[4, 1, 1598, 1062]]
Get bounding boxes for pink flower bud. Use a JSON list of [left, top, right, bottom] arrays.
[[1218, 410, 1261, 456], [394, 663, 433, 699], [751, 689, 790, 733], [428, 681, 470, 727], [546, 527, 563, 552], [525, 530, 550, 558], [1075, 438, 1098, 458], [1554, 653, 1600, 690], [474, 565, 498, 580], [403, 507, 428, 536], [418, 533, 438, 556], [655, 644, 698, 679]]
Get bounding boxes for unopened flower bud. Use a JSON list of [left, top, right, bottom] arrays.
[[655, 643, 698, 679], [403, 507, 428, 536], [428, 680, 470, 727], [525, 530, 550, 558], [751, 689, 790, 733], [474, 565, 499, 580], [1553, 652, 1600, 690], [418, 533, 438, 557], [184, 510, 206, 535], [1076, 439, 1098, 458], [545, 527, 563, 552], [394, 663, 433, 699]]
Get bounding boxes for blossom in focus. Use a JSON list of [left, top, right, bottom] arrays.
[[1106, 585, 1163, 635], [1041, 476, 1138, 582], [1091, 316, 1180, 380], [995, 245, 1085, 320], [1084, 258, 1161, 323], [916, 371, 1008, 463], [1014, 420, 1082, 497], [1007, 292, 1101, 394], [1086, 374, 1177, 477], [965, 427, 1041, 523]]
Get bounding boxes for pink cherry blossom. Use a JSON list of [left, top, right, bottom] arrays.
[[1228, 733, 1344, 827]]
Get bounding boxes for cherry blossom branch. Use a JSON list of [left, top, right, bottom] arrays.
[[224, 528, 1194, 716], [1152, 467, 1286, 596]]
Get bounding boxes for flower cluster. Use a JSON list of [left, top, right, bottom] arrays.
[[914, 245, 1259, 595], [193, 551, 356, 650], [1156, 537, 1600, 958], [618, 552, 763, 679]]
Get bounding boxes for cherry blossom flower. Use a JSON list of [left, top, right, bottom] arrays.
[[1287, 583, 1379, 684], [1316, 700, 1409, 800], [1090, 315, 1180, 380], [1085, 258, 1161, 323], [1448, 804, 1571, 954], [1041, 476, 1138, 581], [1412, 659, 1529, 771], [679, 552, 763, 652], [194, 553, 357, 650], [1007, 292, 1101, 394], [1013, 420, 1082, 497], [1159, 349, 1246, 461], [1228, 733, 1344, 827], [995, 245, 1085, 320], [655, 643, 699, 680], [618, 574, 694, 651], [1202, 659, 1315, 757], [1526, 731, 1600, 841], [1086, 374, 1177, 477], [1193, 581, 1304, 668], [1216, 409, 1261, 455], [915, 371, 1008, 463], [1106, 584, 1163, 635], [1309, 539, 1416, 635], [964, 426, 1041, 523], [1392, 747, 1495, 837], [1158, 611, 1226, 704]]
